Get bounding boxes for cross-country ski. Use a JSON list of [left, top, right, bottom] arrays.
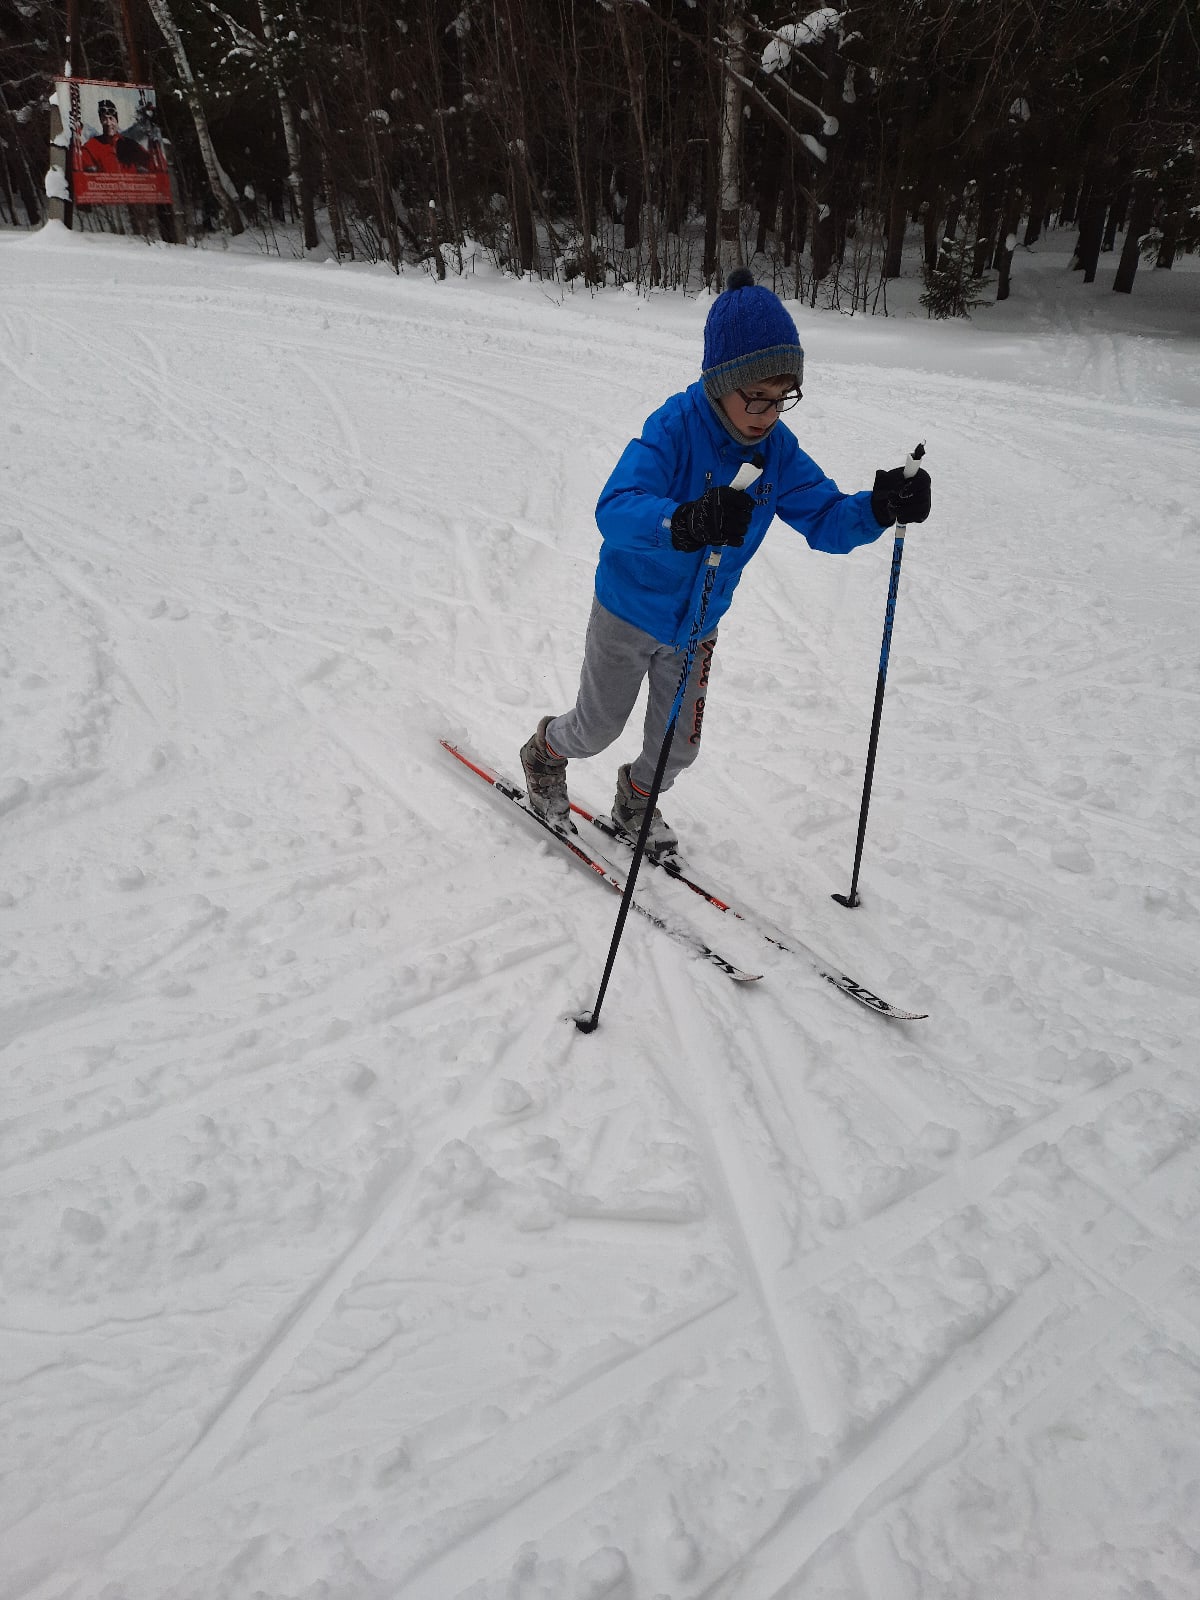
[[572, 800, 927, 1020], [441, 741, 762, 984]]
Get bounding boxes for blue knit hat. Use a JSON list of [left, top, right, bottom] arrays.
[[701, 268, 804, 400]]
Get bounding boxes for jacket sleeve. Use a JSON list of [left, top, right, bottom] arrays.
[[594, 404, 684, 553], [775, 436, 884, 554]]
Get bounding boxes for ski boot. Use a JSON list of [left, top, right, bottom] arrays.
[[520, 716, 574, 832], [612, 763, 681, 865]]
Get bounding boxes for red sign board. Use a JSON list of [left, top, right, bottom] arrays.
[[57, 78, 172, 207]]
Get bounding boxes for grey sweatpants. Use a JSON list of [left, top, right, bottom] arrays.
[[545, 599, 718, 795]]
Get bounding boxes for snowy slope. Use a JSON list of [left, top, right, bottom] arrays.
[[2, 227, 1199, 1600]]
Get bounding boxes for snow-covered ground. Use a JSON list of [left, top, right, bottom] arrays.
[[2, 225, 1199, 1600]]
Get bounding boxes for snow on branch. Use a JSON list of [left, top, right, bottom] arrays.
[[722, 32, 829, 128], [761, 8, 841, 77], [726, 64, 829, 165]]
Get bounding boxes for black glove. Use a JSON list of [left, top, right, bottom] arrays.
[[670, 485, 754, 552], [870, 465, 931, 527]]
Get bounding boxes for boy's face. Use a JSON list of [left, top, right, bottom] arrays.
[[718, 375, 801, 441]]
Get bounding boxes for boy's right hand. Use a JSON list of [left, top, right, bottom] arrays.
[[670, 486, 754, 552]]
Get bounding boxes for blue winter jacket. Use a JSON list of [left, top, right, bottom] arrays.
[[594, 380, 884, 649]]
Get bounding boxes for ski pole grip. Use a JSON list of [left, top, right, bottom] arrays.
[[895, 441, 925, 535], [707, 455, 764, 567], [729, 457, 764, 493]]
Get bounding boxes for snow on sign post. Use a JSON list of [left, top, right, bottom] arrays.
[[56, 78, 171, 207]]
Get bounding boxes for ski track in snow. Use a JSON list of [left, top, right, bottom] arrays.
[[2, 229, 1199, 1600]]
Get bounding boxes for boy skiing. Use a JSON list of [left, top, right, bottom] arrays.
[[520, 268, 931, 863]]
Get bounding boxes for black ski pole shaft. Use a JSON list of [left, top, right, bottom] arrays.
[[576, 456, 763, 1033], [574, 707, 679, 1034], [833, 441, 925, 910]]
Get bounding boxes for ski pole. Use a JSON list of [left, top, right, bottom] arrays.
[[576, 456, 764, 1033], [832, 441, 925, 910]]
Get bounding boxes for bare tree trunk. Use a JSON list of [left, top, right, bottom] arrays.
[[427, 198, 445, 277], [421, 0, 463, 271], [936, 190, 963, 270], [0, 84, 45, 224], [546, 0, 599, 282], [369, 125, 403, 269], [144, 0, 243, 234], [921, 194, 939, 271], [994, 187, 1023, 300], [1023, 171, 1052, 246], [884, 177, 907, 279], [0, 146, 16, 224], [973, 181, 1000, 276], [308, 80, 350, 258], [883, 86, 916, 279], [1058, 177, 1080, 226], [510, 155, 536, 272], [558, 69, 598, 282], [703, 65, 720, 286], [613, 1, 659, 284], [1078, 186, 1106, 282], [807, 15, 841, 292], [1155, 216, 1179, 268], [780, 165, 794, 268], [1103, 182, 1130, 252], [255, 0, 317, 249], [623, 156, 643, 250], [487, 0, 537, 273], [810, 201, 835, 288], [1113, 179, 1154, 294], [755, 122, 783, 257], [793, 179, 808, 257]]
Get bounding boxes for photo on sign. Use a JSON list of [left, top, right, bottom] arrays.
[[58, 78, 171, 207]]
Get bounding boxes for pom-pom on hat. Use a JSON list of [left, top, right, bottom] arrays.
[[701, 268, 804, 400]]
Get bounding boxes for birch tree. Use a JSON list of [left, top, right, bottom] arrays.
[[143, 0, 244, 233], [718, 7, 746, 275]]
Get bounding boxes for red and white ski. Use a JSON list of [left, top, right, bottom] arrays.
[[441, 741, 762, 984], [571, 800, 927, 1021]]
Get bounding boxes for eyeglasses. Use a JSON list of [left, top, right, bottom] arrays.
[[735, 387, 802, 415]]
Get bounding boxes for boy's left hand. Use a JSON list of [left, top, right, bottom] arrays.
[[870, 465, 932, 527]]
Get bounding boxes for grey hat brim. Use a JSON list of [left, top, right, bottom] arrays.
[[702, 344, 804, 400]]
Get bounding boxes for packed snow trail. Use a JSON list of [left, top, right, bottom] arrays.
[[2, 228, 1199, 1599]]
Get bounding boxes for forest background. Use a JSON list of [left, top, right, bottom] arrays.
[[2, 0, 1198, 310]]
